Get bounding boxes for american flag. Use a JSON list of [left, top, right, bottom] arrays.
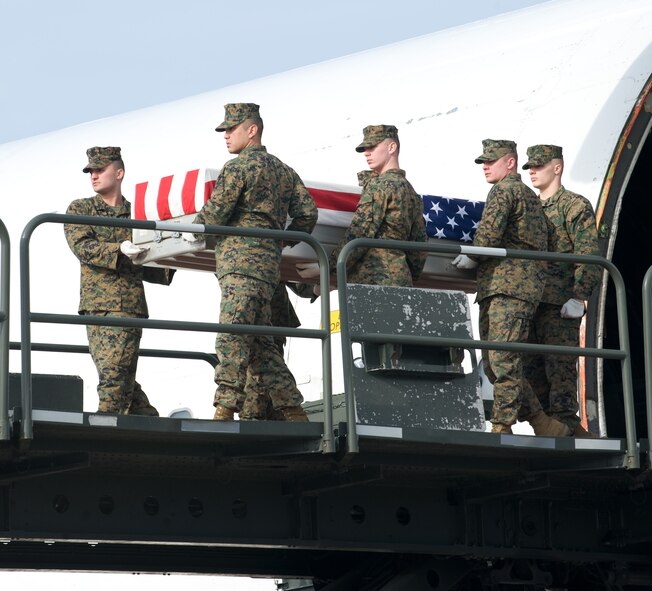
[[421, 194, 484, 242], [133, 168, 486, 245]]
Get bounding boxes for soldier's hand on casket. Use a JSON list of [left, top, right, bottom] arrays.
[[120, 240, 149, 262], [295, 262, 320, 279], [560, 298, 585, 319], [451, 254, 478, 270]]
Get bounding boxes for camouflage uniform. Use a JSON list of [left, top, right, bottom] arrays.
[[328, 125, 428, 286], [194, 103, 318, 413], [473, 139, 548, 427], [240, 282, 301, 420], [521, 145, 601, 430], [65, 147, 173, 414], [357, 169, 378, 188]]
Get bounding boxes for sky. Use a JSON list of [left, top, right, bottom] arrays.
[[0, 0, 550, 145], [0, 1, 550, 589]]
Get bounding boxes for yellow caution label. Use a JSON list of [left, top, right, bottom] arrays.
[[329, 310, 341, 334]]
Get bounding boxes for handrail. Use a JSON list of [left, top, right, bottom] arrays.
[[643, 266, 652, 469], [20, 213, 333, 452], [336, 238, 638, 469], [0, 218, 9, 441], [9, 341, 218, 367]]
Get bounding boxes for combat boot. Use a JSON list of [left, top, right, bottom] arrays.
[[573, 423, 598, 438], [529, 411, 571, 436], [213, 405, 235, 421], [491, 423, 513, 434], [129, 387, 159, 416], [128, 401, 159, 416], [280, 405, 309, 422]]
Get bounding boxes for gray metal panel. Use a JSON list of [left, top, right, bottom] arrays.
[[346, 285, 484, 431], [9, 373, 83, 413]]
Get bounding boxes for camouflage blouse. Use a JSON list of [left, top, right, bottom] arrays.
[[328, 169, 427, 286], [473, 174, 548, 304], [64, 195, 171, 315], [540, 185, 600, 304], [194, 145, 318, 285]]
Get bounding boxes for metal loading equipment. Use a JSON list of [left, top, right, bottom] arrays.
[[345, 284, 485, 432]]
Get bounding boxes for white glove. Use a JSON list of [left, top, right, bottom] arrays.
[[181, 232, 201, 243], [560, 298, 585, 319], [295, 262, 320, 279], [120, 240, 148, 261], [451, 254, 478, 270]]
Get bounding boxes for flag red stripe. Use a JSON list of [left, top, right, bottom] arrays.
[[134, 181, 148, 220], [204, 180, 216, 204], [181, 169, 199, 215], [157, 175, 173, 221], [308, 187, 359, 212]]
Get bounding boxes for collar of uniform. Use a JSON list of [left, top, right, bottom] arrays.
[[541, 185, 566, 208], [239, 144, 268, 156], [496, 173, 523, 184], [92, 194, 130, 215], [379, 168, 407, 179]]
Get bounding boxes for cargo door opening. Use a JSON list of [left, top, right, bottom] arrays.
[[589, 88, 652, 439]]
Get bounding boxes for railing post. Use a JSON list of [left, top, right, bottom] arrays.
[[0, 219, 9, 441], [643, 266, 652, 469], [19, 216, 40, 441], [605, 258, 638, 469]]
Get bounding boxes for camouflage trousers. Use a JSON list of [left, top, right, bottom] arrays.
[[522, 302, 581, 429], [240, 282, 301, 420], [479, 295, 543, 426], [86, 311, 158, 416], [240, 336, 292, 420], [214, 274, 303, 412]]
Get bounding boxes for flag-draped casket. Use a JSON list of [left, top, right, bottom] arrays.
[[131, 168, 483, 292]]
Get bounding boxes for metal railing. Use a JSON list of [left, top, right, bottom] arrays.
[[9, 341, 217, 367], [0, 219, 9, 441], [336, 239, 639, 469], [643, 266, 652, 468], [19, 213, 334, 451], [5, 211, 647, 468]]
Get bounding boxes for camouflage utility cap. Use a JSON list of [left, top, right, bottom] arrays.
[[355, 125, 399, 153], [474, 139, 517, 164], [522, 144, 563, 169], [82, 146, 122, 173], [215, 103, 261, 132]]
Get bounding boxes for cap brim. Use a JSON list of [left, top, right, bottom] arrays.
[[215, 121, 228, 132], [474, 156, 489, 164], [522, 160, 544, 169], [356, 142, 376, 153]]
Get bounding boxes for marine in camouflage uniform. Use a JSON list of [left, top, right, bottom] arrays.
[[471, 139, 562, 433], [520, 145, 601, 432], [328, 125, 427, 286], [193, 103, 318, 421], [64, 147, 173, 415]]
